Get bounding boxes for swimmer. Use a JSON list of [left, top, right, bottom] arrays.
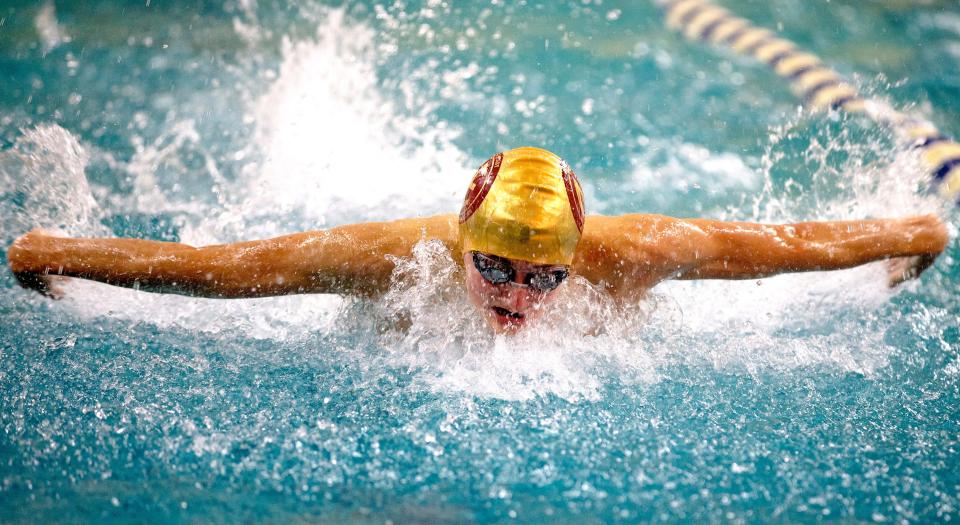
[[6, 147, 949, 333]]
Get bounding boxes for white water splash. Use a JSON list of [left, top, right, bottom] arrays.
[[210, 9, 469, 242], [26, 11, 470, 341], [752, 111, 946, 223], [623, 139, 761, 213], [63, 279, 344, 341], [376, 240, 665, 401], [4, 7, 946, 403], [630, 141, 759, 193], [373, 238, 898, 400], [371, 237, 894, 401], [34, 1, 69, 54], [0, 124, 103, 239], [122, 119, 224, 217]]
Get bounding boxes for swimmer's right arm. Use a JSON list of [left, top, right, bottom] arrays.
[[6, 215, 460, 299]]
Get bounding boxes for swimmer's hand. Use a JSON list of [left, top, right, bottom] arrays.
[[8, 229, 69, 299], [886, 254, 938, 288], [13, 272, 69, 299], [885, 215, 948, 287]]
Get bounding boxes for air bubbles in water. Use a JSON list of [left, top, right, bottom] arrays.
[[34, 1, 70, 54]]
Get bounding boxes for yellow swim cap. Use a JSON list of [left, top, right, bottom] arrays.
[[459, 147, 585, 265]]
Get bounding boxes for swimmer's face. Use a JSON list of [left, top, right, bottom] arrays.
[[463, 251, 570, 333]]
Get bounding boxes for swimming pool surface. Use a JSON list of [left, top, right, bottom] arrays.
[[1, 0, 959, 522]]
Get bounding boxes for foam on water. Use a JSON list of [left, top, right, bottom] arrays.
[[2, 3, 960, 522], [373, 240, 666, 401], [204, 9, 470, 242], [366, 237, 896, 400], [3, 11, 469, 341], [0, 7, 951, 403]]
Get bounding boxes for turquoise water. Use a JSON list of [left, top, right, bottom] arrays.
[[1, 0, 959, 522]]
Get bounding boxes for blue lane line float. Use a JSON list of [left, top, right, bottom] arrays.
[[655, 0, 960, 202]]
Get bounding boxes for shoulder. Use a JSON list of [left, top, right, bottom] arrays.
[[582, 214, 685, 237], [573, 214, 690, 296], [325, 214, 459, 253], [580, 214, 699, 254]]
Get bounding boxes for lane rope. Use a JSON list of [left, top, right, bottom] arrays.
[[654, 0, 960, 202]]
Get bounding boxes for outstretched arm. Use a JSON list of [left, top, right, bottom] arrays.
[[575, 214, 949, 297], [7, 215, 460, 299]]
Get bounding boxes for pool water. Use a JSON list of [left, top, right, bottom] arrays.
[[1, 0, 959, 522]]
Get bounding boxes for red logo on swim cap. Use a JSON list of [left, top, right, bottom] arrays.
[[459, 153, 503, 224], [561, 160, 585, 232]]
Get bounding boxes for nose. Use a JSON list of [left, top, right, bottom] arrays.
[[500, 282, 540, 312]]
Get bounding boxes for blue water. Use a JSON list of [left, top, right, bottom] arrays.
[[2, 0, 959, 523]]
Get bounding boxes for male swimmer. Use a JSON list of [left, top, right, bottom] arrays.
[[7, 147, 949, 333]]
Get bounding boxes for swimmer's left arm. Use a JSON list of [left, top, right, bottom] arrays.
[[575, 214, 949, 296], [673, 215, 948, 282]]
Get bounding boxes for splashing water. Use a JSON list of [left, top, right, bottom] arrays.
[[233, 9, 470, 234], [1, 1, 959, 523], [0, 125, 101, 237]]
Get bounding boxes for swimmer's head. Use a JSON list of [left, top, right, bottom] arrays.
[[458, 147, 586, 333], [458, 147, 585, 266]]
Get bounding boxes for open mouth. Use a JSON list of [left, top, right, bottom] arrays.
[[491, 306, 524, 320]]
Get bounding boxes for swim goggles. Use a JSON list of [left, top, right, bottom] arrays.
[[471, 251, 569, 293]]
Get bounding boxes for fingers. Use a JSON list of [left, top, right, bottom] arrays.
[[886, 254, 937, 288], [13, 271, 67, 300], [44, 276, 68, 300], [886, 257, 914, 288]]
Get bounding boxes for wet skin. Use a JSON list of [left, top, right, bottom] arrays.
[[7, 215, 948, 321], [462, 252, 567, 334]]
